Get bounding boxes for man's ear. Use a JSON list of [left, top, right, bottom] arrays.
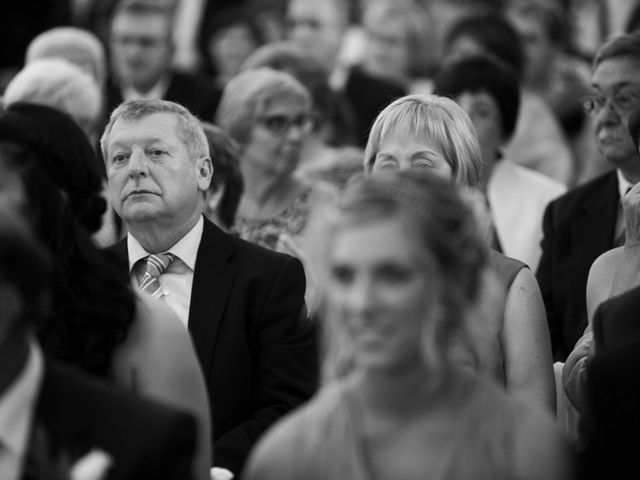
[[197, 156, 214, 192]]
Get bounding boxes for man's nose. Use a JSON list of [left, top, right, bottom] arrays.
[[596, 98, 622, 125], [128, 150, 149, 176]]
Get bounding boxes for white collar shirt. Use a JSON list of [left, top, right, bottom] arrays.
[[128, 216, 204, 328], [0, 340, 44, 480]]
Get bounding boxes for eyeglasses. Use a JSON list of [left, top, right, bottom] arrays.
[[256, 113, 314, 135], [582, 88, 640, 116]]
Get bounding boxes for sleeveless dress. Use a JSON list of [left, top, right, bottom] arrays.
[[234, 186, 314, 251], [249, 376, 526, 480]]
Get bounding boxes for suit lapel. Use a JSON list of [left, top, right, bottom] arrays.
[[188, 219, 237, 376], [570, 172, 618, 265], [110, 220, 237, 375]]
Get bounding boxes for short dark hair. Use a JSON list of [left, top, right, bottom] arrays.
[[445, 13, 524, 78], [202, 122, 243, 229], [434, 55, 520, 141]]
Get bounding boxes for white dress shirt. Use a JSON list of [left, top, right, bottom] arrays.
[[0, 341, 44, 480], [129, 216, 204, 328]]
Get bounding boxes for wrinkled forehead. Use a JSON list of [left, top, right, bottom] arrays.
[[592, 56, 640, 90]]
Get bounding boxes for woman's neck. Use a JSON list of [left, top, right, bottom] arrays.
[[351, 364, 453, 419]]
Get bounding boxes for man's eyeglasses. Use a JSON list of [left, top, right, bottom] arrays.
[[582, 88, 640, 116], [256, 113, 314, 135]]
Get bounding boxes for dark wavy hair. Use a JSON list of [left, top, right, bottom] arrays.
[[0, 102, 135, 378]]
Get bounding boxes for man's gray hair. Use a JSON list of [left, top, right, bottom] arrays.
[[101, 99, 210, 161]]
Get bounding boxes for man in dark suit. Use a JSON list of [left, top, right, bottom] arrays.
[[0, 208, 196, 480], [537, 31, 640, 361], [106, 0, 220, 120], [580, 333, 640, 479], [101, 98, 318, 476]]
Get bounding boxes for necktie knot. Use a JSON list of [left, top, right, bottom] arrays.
[[139, 253, 174, 298]]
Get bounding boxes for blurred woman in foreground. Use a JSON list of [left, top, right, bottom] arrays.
[[245, 171, 570, 480]]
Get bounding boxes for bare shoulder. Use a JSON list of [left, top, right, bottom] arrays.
[[512, 400, 574, 480], [243, 405, 309, 480]]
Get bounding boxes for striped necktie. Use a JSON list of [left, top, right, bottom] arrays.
[[138, 253, 174, 299]]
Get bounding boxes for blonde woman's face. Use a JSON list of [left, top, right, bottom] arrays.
[[372, 131, 452, 179], [327, 217, 429, 373]]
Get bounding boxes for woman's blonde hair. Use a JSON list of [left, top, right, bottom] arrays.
[[364, 94, 483, 187], [309, 171, 488, 382]]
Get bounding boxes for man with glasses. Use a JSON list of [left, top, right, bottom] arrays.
[[537, 31, 640, 362], [107, 0, 221, 121], [102, 98, 318, 476]]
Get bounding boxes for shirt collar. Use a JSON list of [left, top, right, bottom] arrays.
[[127, 215, 204, 272], [0, 340, 44, 457], [617, 168, 636, 200]]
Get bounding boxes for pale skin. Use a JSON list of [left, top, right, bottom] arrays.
[[370, 134, 555, 413]]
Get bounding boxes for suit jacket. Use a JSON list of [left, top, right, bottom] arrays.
[[111, 218, 319, 475], [106, 71, 222, 121], [344, 66, 406, 146], [536, 170, 618, 361], [579, 335, 640, 479], [592, 284, 640, 354], [28, 360, 195, 480]]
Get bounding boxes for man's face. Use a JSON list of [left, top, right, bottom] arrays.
[[110, 12, 173, 92], [590, 57, 640, 170], [105, 113, 212, 231], [285, 0, 345, 70]]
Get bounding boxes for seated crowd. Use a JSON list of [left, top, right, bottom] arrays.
[[1, 1, 640, 479]]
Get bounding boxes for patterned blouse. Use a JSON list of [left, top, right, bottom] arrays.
[[234, 186, 314, 251]]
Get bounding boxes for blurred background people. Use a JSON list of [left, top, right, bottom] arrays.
[[201, 122, 244, 232], [285, 0, 405, 146], [215, 68, 336, 253], [246, 171, 570, 480], [0, 102, 212, 480], [107, 0, 221, 120], [434, 54, 566, 271], [443, 11, 574, 186], [241, 41, 362, 188], [357, 0, 437, 95], [363, 94, 555, 412]]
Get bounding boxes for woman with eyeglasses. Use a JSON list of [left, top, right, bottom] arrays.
[[215, 67, 336, 252]]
